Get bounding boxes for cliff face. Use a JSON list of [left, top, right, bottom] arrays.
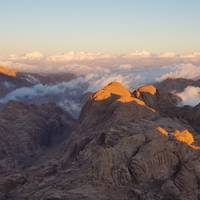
[[0, 81, 200, 200]]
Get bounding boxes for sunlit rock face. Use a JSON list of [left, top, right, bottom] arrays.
[[174, 129, 194, 145], [157, 126, 169, 137], [135, 84, 157, 97], [1, 81, 200, 200], [133, 84, 183, 119], [157, 126, 200, 149], [92, 82, 155, 108], [92, 82, 132, 101], [79, 82, 157, 130], [58, 82, 200, 200], [0, 66, 16, 77]]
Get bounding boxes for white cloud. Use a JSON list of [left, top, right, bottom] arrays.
[[22, 51, 44, 61], [1, 51, 200, 117], [47, 51, 115, 62], [10, 51, 44, 61], [159, 52, 178, 58], [176, 86, 200, 107], [0, 77, 87, 117], [1, 51, 200, 75], [157, 64, 200, 82], [0, 77, 82, 103], [123, 51, 152, 58], [182, 52, 200, 58]]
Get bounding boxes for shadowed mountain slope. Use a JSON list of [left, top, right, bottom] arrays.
[[0, 81, 200, 200]]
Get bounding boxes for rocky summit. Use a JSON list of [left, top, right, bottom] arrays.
[[0, 81, 200, 200]]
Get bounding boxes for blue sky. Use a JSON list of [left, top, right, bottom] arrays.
[[0, 0, 200, 54]]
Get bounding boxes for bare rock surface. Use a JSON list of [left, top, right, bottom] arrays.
[[0, 101, 76, 173], [0, 81, 200, 200]]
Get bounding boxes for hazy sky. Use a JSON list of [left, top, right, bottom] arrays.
[[1, 0, 200, 54]]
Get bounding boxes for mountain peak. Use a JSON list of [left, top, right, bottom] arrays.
[[92, 82, 131, 101], [0, 66, 16, 77], [91, 81, 150, 107]]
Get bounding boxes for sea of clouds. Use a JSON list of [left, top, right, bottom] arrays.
[[0, 51, 200, 117]]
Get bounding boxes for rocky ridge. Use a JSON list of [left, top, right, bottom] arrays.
[[0, 81, 200, 200]]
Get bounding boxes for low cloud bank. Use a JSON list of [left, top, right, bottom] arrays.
[[1, 51, 200, 75], [176, 86, 200, 107], [157, 64, 200, 81], [0, 77, 88, 117], [0, 51, 200, 116]]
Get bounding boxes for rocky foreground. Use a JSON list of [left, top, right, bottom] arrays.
[[0, 81, 200, 200]]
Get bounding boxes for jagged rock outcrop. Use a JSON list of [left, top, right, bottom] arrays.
[[1, 81, 200, 200], [80, 82, 157, 129], [69, 83, 200, 200], [133, 84, 181, 116], [57, 82, 200, 200]]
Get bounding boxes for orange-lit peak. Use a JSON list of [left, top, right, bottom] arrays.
[[0, 66, 16, 77], [136, 85, 157, 98], [92, 82, 132, 101], [92, 82, 156, 112]]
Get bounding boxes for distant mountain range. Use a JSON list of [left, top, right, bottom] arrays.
[[0, 66, 81, 116], [0, 65, 75, 96]]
